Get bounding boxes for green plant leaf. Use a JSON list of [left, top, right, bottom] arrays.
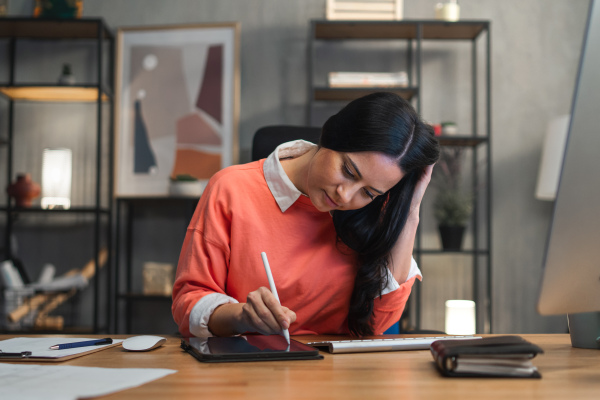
[[433, 189, 473, 226], [170, 174, 198, 182]]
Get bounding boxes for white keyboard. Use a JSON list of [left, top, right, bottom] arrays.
[[307, 336, 480, 354]]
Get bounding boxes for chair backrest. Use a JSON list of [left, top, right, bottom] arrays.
[[251, 125, 322, 161]]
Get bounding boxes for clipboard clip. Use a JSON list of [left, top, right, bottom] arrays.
[[0, 350, 32, 358]]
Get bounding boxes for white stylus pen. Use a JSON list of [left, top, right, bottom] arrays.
[[260, 251, 291, 344]]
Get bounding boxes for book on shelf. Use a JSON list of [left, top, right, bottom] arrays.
[[326, 0, 404, 21], [328, 71, 408, 88], [430, 335, 544, 378]]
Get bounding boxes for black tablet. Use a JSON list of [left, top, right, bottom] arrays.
[[180, 335, 323, 363]]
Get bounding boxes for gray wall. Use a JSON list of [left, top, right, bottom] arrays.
[[3, 0, 590, 333]]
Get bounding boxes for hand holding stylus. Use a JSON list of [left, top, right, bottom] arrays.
[[230, 254, 295, 338]]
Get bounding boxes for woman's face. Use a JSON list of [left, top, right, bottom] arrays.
[[306, 148, 405, 212]]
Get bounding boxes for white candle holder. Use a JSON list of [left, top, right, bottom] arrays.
[[445, 299, 476, 335]]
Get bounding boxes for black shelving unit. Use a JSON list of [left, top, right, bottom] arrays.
[[114, 197, 197, 334], [308, 19, 492, 333], [0, 18, 114, 333]]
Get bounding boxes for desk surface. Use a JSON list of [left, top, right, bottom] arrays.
[[1, 334, 598, 399]]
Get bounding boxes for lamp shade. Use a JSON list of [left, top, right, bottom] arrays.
[[41, 148, 72, 209], [445, 299, 476, 335], [535, 115, 570, 201]]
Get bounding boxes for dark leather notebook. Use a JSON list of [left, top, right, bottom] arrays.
[[430, 335, 544, 378]]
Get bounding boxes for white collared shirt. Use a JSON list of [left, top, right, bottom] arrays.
[[189, 140, 421, 337]]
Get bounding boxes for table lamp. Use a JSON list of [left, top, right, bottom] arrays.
[[41, 148, 72, 210]]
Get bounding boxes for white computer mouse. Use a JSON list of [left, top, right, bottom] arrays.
[[122, 335, 167, 352]]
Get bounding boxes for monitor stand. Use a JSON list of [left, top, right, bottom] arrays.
[[568, 312, 600, 349]]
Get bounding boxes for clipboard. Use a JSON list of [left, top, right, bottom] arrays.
[[0, 337, 124, 362], [180, 335, 323, 363]]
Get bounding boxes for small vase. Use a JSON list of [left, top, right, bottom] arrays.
[[6, 173, 41, 208], [438, 225, 465, 251], [58, 63, 76, 85]]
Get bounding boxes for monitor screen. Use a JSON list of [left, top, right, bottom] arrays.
[[537, 0, 600, 316]]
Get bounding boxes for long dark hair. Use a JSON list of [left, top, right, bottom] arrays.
[[319, 92, 440, 336]]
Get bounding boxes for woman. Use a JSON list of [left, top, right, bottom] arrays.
[[172, 92, 440, 338]]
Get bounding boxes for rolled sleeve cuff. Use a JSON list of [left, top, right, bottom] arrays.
[[189, 292, 239, 337], [381, 256, 422, 296]]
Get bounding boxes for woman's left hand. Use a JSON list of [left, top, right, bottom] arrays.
[[410, 164, 434, 214], [388, 164, 434, 283]]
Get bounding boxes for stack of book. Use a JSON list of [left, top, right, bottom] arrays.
[[328, 71, 409, 88], [326, 0, 404, 21]]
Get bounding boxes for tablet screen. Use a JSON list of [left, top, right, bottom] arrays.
[[181, 335, 322, 362]]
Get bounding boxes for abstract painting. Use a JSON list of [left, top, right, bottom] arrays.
[[115, 23, 240, 197]]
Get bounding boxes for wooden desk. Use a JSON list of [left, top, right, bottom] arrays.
[[1, 334, 598, 399]]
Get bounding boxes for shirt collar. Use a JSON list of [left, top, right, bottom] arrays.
[[263, 140, 316, 212]]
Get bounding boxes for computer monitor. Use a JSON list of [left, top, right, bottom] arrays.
[[537, 0, 600, 349]]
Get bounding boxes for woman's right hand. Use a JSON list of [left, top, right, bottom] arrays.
[[239, 287, 296, 335]]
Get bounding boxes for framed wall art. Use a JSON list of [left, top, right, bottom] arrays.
[[115, 23, 240, 197]]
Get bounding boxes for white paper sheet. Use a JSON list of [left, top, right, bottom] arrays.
[[0, 337, 124, 359], [0, 363, 177, 400]]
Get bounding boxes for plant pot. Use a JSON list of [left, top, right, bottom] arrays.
[[169, 180, 204, 197], [438, 225, 465, 251]]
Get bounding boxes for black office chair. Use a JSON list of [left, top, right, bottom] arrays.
[[251, 125, 322, 161]]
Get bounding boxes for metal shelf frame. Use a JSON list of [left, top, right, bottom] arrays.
[[307, 19, 492, 334], [0, 18, 115, 334], [113, 197, 198, 334]]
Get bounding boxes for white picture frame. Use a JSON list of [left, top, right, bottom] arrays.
[[114, 23, 240, 197]]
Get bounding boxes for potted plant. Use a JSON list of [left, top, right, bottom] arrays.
[[169, 174, 204, 197], [432, 148, 473, 251]]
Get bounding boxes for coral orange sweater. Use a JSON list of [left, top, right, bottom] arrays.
[[172, 159, 416, 337]]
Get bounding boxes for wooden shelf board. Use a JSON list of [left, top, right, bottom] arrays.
[[314, 86, 417, 101], [437, 135, 488, 147], [0, 206, 110, 213], [116, 195, 201, 201], [2, 326, 99, 334], [415, 249, 490, 255], [314, 20, 488, 40], [423, 22, 487, 40], [0, 86, 109, 102], [119, 293, 172, 301], [0, 18, 111, 39]]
